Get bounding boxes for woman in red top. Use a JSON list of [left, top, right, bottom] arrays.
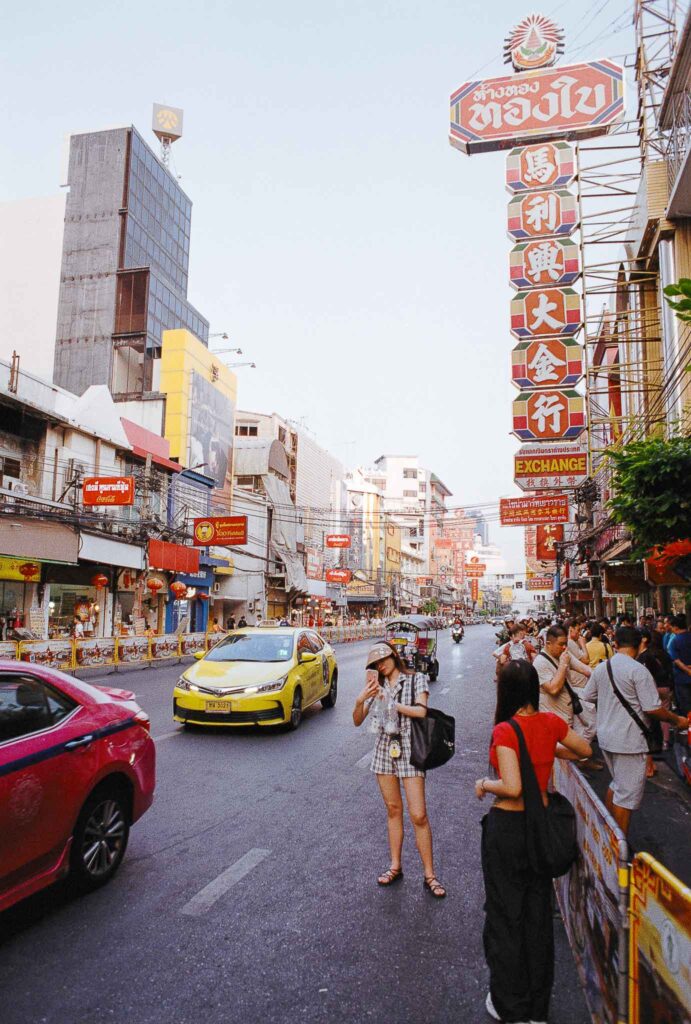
[[475, 660, 590, 1024]]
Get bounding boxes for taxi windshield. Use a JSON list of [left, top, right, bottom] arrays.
[[204, 633, 294, 663]]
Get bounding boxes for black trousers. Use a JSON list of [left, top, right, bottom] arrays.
[[481, 808, 554, 1023]]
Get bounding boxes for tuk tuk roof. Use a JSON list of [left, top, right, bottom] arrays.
[[385, 615, 437, 632]]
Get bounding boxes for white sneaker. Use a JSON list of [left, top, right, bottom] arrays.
[[484, 991, 533, 1023]]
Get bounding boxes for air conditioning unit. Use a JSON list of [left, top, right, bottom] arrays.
[[7, 479, 28, 495]]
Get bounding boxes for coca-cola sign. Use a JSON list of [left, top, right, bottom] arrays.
[[449, 60, 624, 155]]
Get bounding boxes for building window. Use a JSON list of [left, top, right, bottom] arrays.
[[0, 456, 21, 486], [403, 489, 417, 497], [419, 482, 426, 492], [236, 475, 256, 488], [235, 425, 258, 437], [403, 468, 417, 479]]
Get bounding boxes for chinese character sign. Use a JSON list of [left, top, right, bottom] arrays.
[[500, 495, 569, 526], [513, 443, 589, 490], [508, 190, 578, 240], [511, 288, 581, 338], [510, 238, 580, 289], [511, 338, 584, 388], [512, 389, 586, 441], [506, 141, 575, 192], [536, 524, 564, 561]]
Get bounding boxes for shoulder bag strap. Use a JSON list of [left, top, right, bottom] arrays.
[[539, 650, 558, 670], [539, 651, 581, 717], [604, 658, 652, 741]]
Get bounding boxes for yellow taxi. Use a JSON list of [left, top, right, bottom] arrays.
[[173, 627, 338, 729]]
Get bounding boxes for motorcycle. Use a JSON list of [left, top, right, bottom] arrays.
[[451, 626, 464, 644]]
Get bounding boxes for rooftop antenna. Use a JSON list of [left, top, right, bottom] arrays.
[[152, 103, 183, 167]]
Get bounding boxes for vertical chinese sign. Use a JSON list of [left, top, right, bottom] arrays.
[[449, 12, 623, 595]]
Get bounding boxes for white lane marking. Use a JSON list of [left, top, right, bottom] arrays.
[[154, 729, 183, 742], [180, 848, 271, 916], [356, 751, 372, 768], [456, 674, 463, 679], [440, 687, 450, 694]]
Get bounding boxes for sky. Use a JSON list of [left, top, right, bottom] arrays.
[[0, 0, 639, 572]]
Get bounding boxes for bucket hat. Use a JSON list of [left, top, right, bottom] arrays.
[[366, 642, 395, 669]]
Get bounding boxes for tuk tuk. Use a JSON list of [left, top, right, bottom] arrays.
[[385, 615, 440, 682]]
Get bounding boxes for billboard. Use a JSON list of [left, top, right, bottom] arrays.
[[512, 389, 586, 441], [188, 371, 234, 491], [500, 494, 569, 526], [192, 516, 248, 547], [514, 442, 589, 490], [449, 59, 625, 155], [511, 337, 584, 388], [82, 477, 135, 506]]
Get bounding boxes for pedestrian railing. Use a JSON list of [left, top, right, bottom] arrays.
[[553, 760, 691, 1024], [0, 626, 382, 670]]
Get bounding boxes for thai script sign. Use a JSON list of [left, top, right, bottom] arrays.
[[510, 287, 581, 338], [325, 568, 352, 584], [510, 238, 580, 289], [449, 59, 625, 155], [192, 516, 248, 546], [512, 389, 586, 441], [629, 852, 691, 1024], [508, 189, 578, 240], [512, 337, 584, 389], [500, 494, 569, 526], [526, 574, 555, 590], [514, 443, 589, 490], [326, 535, 351, 548], [553, 759, 629, 1024], [82, 477, 135, 506], [506, 140, 575, 191]]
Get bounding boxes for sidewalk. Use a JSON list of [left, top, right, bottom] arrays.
[[582, 749, 691, 886]]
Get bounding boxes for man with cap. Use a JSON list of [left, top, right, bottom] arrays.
[[352, 641, 446, 898]]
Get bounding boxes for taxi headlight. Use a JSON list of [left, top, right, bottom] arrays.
[[177, 675, 199, 692], [254, 675, 288, 695]]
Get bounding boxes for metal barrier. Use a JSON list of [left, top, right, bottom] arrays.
[[629, 853, 691, 1024], [553, 759, 629, 1024]]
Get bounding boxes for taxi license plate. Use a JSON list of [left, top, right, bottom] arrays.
[[205, 700, 232, 713]]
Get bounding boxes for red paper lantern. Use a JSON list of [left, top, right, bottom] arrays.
[[197, 591, 210, 601], [91, 573, 109, 589], [146, 578, 164, 594], [18, 562, 39, 580], [170, 580, 187, 599]]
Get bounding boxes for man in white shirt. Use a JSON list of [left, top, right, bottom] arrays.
[[565, 618, 600, 765], [582, 626, 688, 835], [535, 625, 593, 730]]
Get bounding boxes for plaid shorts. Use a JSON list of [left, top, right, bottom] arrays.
[[368, 672, 428, 779]]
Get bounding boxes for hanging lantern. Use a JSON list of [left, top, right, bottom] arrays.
[[146, 578, 164, 595], [197, 591, 210, 601], [18, 562, 40, 580], [91, 573, 109, 589], [170, 580, 187, 599]]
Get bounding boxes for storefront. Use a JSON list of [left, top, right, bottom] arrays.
[[0, 557, 42, 638], [164, 568, 213, 633], [42, 564, 114, 639]]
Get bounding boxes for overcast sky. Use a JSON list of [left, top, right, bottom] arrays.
[[1, 0, 638, 572]]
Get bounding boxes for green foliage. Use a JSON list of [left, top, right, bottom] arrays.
[[663, 278, 691, 323], [420, 598, 439, 615], [608, 435, 691, 556]]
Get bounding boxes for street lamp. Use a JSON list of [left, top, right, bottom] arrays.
[[227, 361, 256, 369], [212, 345, 243, 356]]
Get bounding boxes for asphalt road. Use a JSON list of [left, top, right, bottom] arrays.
[[0, 626, 589, 1024]]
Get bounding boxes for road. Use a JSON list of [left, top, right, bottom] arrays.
[[0, 626, 588, 1024]]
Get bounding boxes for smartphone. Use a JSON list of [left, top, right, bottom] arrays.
[[366, 668, 379, 685]]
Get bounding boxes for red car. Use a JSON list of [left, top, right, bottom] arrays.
[[0, 661, 155, 913]]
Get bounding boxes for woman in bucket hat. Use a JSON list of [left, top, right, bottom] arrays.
[[353, 641, 446, 898]]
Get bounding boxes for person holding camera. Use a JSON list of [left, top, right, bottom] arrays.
[[352, 642, 446, 898]]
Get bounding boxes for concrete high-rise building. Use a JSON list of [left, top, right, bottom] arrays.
[[53, 126, 208, 399]]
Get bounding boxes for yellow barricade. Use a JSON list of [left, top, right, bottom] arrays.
[[629, 852, 691, 1024], [18, 639, 75, 670], [0, 641, 18, 660], [116, 636, 151, 665], [75, 637, 117, 668]]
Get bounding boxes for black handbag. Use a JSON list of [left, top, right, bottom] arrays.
[[605, 658, 663, 755], [508, 719, 578, 878], [399, 675, 455, 770]]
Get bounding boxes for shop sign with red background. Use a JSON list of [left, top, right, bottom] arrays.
[[192, 516, 248, 547], [514, 443, 588, 490], [509, 238, 580, 290], [505, 141, 575, 192], [82, 477, 135, 506], [536, 524, 563, 561], [512, 389, 586, 441], [326, 535, 351, 548], [449, 60, 625, 155], [325, 568, 352, 584], [510, 288, 581, 338], [470, 579, 479, 601], [305, 548, 323, 580], [527, 575, 555, 590], [500, 494, 569, 526], [507, 190, 578, 241], [511, 337, 584, 389]]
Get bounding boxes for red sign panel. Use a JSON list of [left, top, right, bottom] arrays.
[[512, 390, 586, 441], [470, 579, 479, 601], [148, 540, 200, 574], [449, 60, 624, 155], [500, 495, 569, 526], [511, 338, 584, 389], [506, 141, 575, 192], [514, 443, 589, 491], [325, 568, 352, 584], [507, 190, 578, 241], [509, 238, 580, 290], [82, 477, 135, 506], [326, 535, 351, 548], [510, 288, 581, 338], [536, 524, 564, 561], [192, 516, 248, 547], [526, 574, 555, 591], [465, 567, 486, 579]]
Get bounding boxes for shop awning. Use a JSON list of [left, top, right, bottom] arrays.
[[80, 532, 145, 570], [148, 539, 200, 573], [0, 519, 79, 564]]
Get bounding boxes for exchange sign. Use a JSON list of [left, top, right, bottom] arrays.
[[513, 442, 589, 490], [511, 338, 584, 389], [510, 287, 581, 338], [507, 189, 578, 241], [505, 140, 575, 192], [449, 59, 625, 155], [326, 534, 351, 548], [509, 238, 580, 289], [192, 516, 248, 546], [82, 477, 135, 506], [499, 494, 569, 526], [512, 389, 586, 441]]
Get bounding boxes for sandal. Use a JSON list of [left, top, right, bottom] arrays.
[[424, 876, 446, 899], [377, 867, 403, 886]]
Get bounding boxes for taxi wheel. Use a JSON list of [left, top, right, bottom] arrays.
[[321, 671, 338, 709], [287, 687, 303, 730], [69, 782, 130, 892]]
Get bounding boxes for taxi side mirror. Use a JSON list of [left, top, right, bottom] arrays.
[[299, 651, 318, 663], [194, 651, 205, 660]]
